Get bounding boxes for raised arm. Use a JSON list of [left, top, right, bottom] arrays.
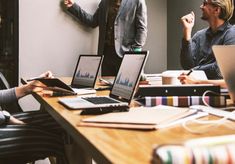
[[181, 11, 195, 41]]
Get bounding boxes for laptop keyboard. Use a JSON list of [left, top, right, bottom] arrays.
[[82, 97, 120, 104]]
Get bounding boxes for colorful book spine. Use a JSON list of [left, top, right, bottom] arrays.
[[152, 143, 235, 164], [143, 96, 226, 107]]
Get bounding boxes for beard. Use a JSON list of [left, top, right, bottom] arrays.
[[201, 12, 209, 20]]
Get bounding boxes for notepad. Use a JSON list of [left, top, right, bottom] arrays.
[[78, 106, 197, 130]]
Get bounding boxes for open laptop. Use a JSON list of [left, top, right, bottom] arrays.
[[58, 51, 149, 111], [70, 55, 103, 94], [212, 45, 235, 102]]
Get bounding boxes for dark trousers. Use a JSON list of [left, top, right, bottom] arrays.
[[102, 45, 122, 76]]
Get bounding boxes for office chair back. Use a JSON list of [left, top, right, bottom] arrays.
[[0, 72, 23, 113]]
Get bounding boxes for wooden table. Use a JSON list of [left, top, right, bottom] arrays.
[[32, 77, 235, 164]]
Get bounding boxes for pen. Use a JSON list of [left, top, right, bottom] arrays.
[[186, 69, 193, 76], [186, 65, 202, 76]]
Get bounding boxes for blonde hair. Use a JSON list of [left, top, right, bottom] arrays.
[[211, 0, 234, 21]]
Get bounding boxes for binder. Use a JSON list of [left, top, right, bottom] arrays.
[[135, 84, 221, 97]]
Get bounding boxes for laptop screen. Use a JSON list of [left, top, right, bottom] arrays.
[[212, 45, 235, 102], [110, 51, 149, 102], [71, 55, 103, 88]]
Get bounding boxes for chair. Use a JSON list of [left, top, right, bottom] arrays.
[[0, 72, 23, 113], [0, 72, 59, 164]]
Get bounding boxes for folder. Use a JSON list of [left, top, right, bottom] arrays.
[[78, 106, 197, 130]]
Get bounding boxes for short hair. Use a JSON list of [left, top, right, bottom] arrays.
[[211, 0, 234, 21]]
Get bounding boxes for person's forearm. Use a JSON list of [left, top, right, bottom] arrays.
[[67, 3, 98, 28], [207, 80, 227, 88], [15, 85, 30, 99], [196, 79, 227, 88], [183, 28, 192, 41]]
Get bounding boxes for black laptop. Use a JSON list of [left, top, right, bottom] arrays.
[[58, 51, 149, 112], [70, 55, 103, 94]]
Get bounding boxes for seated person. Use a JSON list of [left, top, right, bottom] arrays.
[[180, 0, 235, 79], [0, 71, 68, 164]]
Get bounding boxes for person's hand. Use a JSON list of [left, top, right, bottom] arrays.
[[181, 11, 195, 29], [25, 80, 47, 93], [181, 11, 195, 40], [177, 73, 198, 84], [64, 0, 74, 8], [15, 80, 47, 98], [8, 116, 25, 125], [39, 71, 54, 79]]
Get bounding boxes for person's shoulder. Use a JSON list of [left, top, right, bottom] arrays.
[[194, 28, 208, 36], [224, 24, 235, 35], [227, 24, 235, 31], [223, 25, 235, 42]]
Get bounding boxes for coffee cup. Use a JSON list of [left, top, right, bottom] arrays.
[[161, 72, 181, 85]]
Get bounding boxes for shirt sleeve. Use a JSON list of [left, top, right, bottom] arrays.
[[67, 3, 99, 28], [132, 0, 147, 48], [194, 62, 222, 79], [223, 26, 235, 45], [0, 111, 6, 125], [0, 88, 17, 105], [180, 38, 196, 69], [180, 29, 203, 69]]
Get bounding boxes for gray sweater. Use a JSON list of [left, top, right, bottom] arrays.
[[0, 88, 17, 125]]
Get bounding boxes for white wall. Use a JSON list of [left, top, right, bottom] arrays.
[[19, 0, 99, 78], [18, 0, 166, 109], [144, 0, 167, 73]]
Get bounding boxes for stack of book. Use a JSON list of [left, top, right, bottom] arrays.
[[135, 84, 226, 107], [137, 95, 226, 107], [152, 135, 235, 164]]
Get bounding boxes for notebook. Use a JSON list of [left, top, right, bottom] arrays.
[[212, 45, 235, 102], [78, 106, 197, 130], [70, 55, 103, 94], [58, 51, 149, 110]]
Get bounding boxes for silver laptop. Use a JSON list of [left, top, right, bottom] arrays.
[[59, 51, 149, 109], [212, 45, 235, 102], [70, 55, 103, 94]]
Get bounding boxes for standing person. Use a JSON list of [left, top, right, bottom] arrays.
[[0, 71, 68, 164], [180, 0, 235, 79], [64, 0, 147, 76]]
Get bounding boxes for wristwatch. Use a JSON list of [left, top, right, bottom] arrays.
[[2, 110, 11, 123]]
